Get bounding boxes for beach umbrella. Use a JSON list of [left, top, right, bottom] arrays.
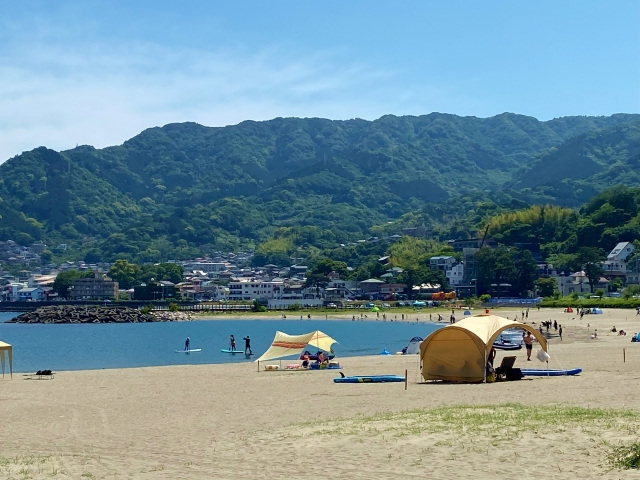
[[371, 306, 380, 312]]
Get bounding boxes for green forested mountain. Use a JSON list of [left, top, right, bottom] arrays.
[[513, 122, 640, 205], [0, 112, 638, 262]]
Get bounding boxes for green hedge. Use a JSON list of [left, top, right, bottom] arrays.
[[540, 298, 640, 309]]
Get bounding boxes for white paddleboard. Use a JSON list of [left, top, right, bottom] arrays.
[[175, 349, 201, 353]]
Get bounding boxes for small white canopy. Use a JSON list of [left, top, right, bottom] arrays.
[[0, 340, 12, 379], [256, 330, 338, 363]]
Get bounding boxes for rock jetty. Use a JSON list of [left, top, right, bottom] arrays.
[[10, 306, 160, 324]]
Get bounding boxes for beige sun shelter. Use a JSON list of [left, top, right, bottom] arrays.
[[0, 340, 12, 379], [255, 330, 338, 363], [419, 314, 547, 383]]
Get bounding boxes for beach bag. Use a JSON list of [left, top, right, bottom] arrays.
[[537, 349, 550, 363], [486, 371, 497, 383], [506, 368, 523, 381]]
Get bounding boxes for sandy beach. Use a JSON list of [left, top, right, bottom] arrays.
[[1, 308, 638, 479]]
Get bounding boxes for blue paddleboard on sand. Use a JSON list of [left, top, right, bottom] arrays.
[[520, 368, 582, 376], [334, 375, 405, 383]]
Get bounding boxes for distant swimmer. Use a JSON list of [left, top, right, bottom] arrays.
[[230, 335, 236, 351], [184, 336, 191, 352], [243, 336, 252, 355]]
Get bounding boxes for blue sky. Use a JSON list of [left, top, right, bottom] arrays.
[[0, 1, 638, 161]]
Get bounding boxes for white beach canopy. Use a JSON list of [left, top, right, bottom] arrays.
[[255, 330, 338, 363], [0, 340, 12, 379]]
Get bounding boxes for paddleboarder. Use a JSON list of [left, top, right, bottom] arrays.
[[184, 336, 191, 352], [230, 335, 236, 351], [243, 336, 252, 355]]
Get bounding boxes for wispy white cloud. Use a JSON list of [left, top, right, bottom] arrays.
[[0, 17, 497, 163], [0, 37, 401, 161]]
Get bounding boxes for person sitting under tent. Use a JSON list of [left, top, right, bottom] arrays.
[[301, 354, 310, 368]]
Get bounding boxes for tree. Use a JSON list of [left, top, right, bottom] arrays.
[[83, 249, 101, 264], [513, 249, 538, 297], [535, 277, 557, 297], [303, 273, 330, 297], [594, 288, 606, 298], [475, 247, 515, 296], [40, 250, 54, 263], [576, 247, 605, 292], [108, 259, 139, 289], [608, 277, 623, 293], [52, 270, 92, 298], [308, 258, 348, 278], [398, 265, 432, 300], [154, 263, 184, 284]]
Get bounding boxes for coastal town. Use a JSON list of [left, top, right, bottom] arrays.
[[1, 236, 637, 308]]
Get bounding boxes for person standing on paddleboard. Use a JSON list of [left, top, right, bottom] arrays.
[[184, 337, 191, 352], [243, 336, 252, 355], [230, 335, 236, 351]]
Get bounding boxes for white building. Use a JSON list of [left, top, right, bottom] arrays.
[[603, 242, 635, 275], [228, 278, 285, 301], [446, 263, 465, 286], [184, 262, 227, 274], [429, 256, 456, 272]]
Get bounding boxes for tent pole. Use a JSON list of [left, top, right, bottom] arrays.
[[484, 349, 487, 383]]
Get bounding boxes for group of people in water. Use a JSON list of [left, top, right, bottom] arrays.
[[183, 334, 253, 354]]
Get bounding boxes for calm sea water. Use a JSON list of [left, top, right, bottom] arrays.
[[0, 313, 441, 373]]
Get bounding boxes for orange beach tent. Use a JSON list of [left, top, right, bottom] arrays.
[[419, 314, 547, 383]]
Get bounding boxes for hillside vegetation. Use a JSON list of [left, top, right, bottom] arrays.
[[0, 112, 638, 262]]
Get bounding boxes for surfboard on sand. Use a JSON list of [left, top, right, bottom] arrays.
[[175, 349, 202, 353]]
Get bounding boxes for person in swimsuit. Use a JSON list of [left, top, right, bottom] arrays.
[[184, 337, 190, 352], [523, 332, 535, 361], [230, 335, 236, 351], [243, 336, 252, 355]]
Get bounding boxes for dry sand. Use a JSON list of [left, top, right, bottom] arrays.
[[1, 308, 639, 479]]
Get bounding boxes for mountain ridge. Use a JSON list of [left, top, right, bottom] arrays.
[[0, 112, 638, 261]]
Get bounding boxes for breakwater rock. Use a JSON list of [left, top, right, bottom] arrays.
[[10, 306, 160, 324]]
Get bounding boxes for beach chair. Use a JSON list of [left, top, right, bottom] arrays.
[[495, 356, 517, 380]]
